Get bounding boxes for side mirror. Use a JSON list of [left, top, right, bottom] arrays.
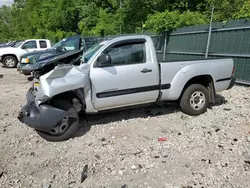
[[96, 54, 111, 67], [21, 45, 26, 49], [56, 46, 63, 52]]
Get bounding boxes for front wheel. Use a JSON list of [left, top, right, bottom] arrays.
[[36, 100, 79, 142], [2, 56, 18, 68], [180, 84, 209, 116]]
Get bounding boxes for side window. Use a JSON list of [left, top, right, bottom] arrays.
[[39, 41, 47, 48], [103, 42, 146, 65], [22, 41, 37, 49]]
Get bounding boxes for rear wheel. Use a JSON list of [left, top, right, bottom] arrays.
[[36, 99, 79, 142], [2, 56, 18, 68], [180, 84, 209, 116]]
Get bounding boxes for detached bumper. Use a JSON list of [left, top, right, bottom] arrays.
[[227, 77, 236, 90], [17, 89, 69, 131]]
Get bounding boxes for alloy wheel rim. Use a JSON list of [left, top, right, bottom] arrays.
[[49, 108, 78, 136], [5, 58, 15, 67], [190, 91, 206, 110], [49, 116, 70, 135]]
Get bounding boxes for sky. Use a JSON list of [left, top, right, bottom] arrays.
[[0, 0, 14, 7]]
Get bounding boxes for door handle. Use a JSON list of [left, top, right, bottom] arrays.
[[141, 68, 152, 73]]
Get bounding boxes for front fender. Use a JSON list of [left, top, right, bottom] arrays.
[[35, 64, 90, 101]]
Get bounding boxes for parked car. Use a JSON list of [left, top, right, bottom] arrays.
[[0, 39, 51, 68], [0, 42, 9, 47], [17, 36, 83, 75], [0, 40, 24, 48], [18, 35, 235, 142], [0, 41, 11, 47]]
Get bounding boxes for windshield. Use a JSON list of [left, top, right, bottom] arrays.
[[13, 41, 23, 48], [82, 43, 105, 63], [51, 39, 66, 49], [85, 43, 104, 57]]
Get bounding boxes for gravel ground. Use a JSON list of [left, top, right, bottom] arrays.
[[0, 66, 250, 188]]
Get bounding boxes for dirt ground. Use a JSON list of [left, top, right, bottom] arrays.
[[0, 66, 250, 188]]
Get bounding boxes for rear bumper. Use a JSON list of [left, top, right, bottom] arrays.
[[17, 89, 69, 131], [227, 77, 236, 90]]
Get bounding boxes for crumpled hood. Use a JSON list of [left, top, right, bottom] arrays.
[[36, 63, 90, 100]]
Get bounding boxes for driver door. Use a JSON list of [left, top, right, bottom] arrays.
[[90, 39, 159, 111]]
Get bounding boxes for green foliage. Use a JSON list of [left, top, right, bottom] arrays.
[[0, 6, 13, 41], [78, 2, 99, 36], [234, 1, 250, 19], [197, 0, 247, 21], [0, 0, 248, 41], [145, 10, 207, 33], [92, 8, 122, 36], [145, 11, 180, 33], [180, 11, 208, 26]]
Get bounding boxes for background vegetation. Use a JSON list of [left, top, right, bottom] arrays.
[[1, 0, 250, 42]]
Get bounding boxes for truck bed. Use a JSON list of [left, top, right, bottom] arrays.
[[158, 58, 234, 101]]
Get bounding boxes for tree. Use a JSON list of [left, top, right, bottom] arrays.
[[234, 0, 250, 19], [196, 0, 247, 21], [92, 8, 122, 36], [0, 0, 249, 42], [145, 10, 208, 33]]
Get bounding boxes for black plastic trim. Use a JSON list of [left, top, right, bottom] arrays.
[[161, 84, 171, 89], [216, 77, 232, 82], [227, 77, 236, 90], [96, 84, 171, 98], [18, 89, 69, 131], [107, 39, 146, 49]]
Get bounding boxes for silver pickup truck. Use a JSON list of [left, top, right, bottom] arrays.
[[18, 35, 235, 141]]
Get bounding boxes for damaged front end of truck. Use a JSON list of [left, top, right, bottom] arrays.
[[17, 50, 91, 142]]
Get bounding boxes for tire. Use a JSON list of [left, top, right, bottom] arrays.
[[36, 99, 79, 142], [180, 84, 209, 116], [2, 56, 18, 68]]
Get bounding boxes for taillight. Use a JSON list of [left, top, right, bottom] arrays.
[[232, 66, 235, 75]]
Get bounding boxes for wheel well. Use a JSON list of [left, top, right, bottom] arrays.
[[179, 75, 215, 103], [49, 90, 86, 112], [51, 91, 76, 101], [2, 54, 18, 61]]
